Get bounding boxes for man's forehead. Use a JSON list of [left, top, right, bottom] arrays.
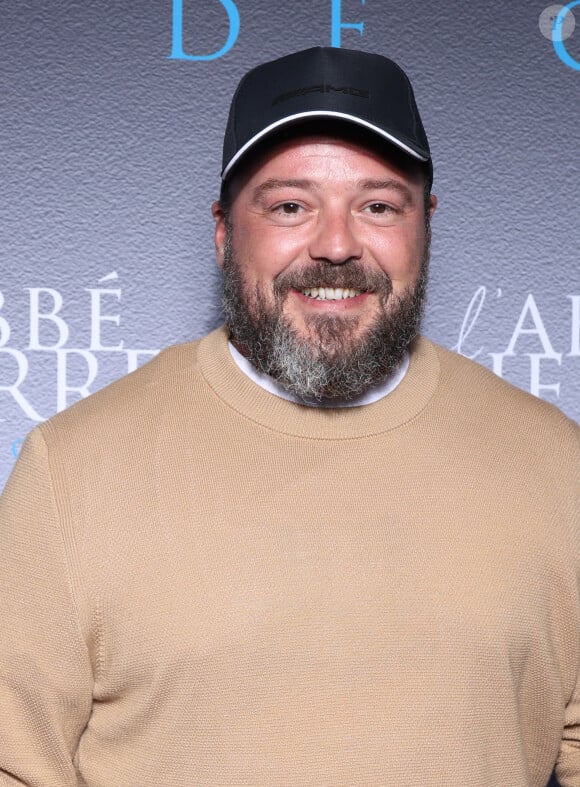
[[228, 126, 425, 193]]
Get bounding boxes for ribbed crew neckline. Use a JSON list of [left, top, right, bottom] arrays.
[[198, 327, 440, 440]]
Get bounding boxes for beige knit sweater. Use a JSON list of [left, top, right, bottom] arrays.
[[0, 327, 578, 786]]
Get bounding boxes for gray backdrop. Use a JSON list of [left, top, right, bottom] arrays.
[[0, 0, 580, 486], [1, 3, 578, 783], [1, 0, 579, 499]]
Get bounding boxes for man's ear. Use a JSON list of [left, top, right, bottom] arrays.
[[211, 201, 227, 269], [428, 193, 438, 220]]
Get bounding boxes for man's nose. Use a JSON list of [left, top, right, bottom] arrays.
[[308, 208, 363, 265]]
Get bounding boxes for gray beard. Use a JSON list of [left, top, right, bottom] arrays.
[[221, 224, 430, 403]]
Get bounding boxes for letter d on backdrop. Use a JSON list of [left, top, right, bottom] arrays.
[[168, 0, 240, 61]]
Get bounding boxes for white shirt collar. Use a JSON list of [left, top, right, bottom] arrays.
[[228, 341, 409, 408]]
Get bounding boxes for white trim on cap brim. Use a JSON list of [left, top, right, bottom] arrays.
[[222, 110, 429, 179]]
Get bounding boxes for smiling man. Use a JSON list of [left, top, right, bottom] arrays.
[[0, 48, 578, 787], [215, 128, 435, 402]]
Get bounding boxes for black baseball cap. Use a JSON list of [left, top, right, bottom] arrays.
[[221, 47, 432, 186]]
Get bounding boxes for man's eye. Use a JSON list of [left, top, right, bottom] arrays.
[[274, 202, 302, 214], [365, 202, 391, 214]]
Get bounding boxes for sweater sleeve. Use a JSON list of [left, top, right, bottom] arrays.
[[559, 697, 580, 786], [0, 428, 93, 786], [555, 422, 580, 787], [558, 609, 580, 785]]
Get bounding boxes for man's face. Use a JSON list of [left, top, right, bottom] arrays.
[[212, 134, 437, 401]]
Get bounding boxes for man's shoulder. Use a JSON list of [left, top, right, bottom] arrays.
[[38, 331, 217, 446], [421, 336, 579, 438]]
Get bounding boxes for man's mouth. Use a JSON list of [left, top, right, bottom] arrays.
[[299, 287, 365, 301]]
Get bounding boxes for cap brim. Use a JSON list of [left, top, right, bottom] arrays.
[[221, 110, 430, 180]]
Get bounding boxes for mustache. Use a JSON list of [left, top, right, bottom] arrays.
[[273, 261, 392, 299]]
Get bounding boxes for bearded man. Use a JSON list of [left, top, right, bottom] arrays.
[[0, 47, 578, 787]]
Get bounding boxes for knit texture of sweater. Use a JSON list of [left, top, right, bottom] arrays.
[[0, 327, 579, 786]]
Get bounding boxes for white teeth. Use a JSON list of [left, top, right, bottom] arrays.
[[301, 287, 362, 300]]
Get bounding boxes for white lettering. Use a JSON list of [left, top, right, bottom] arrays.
[[0, 291, 11, 347], [86, 288, 124, 351], [569, 295, 580, 356], [528, 353, 562, 399], [0, 349, 44, 421], [454, 286, 485, 359], [503, 294, 557, 356], [56, 349, 98, 411], [489, 352, 505, 379], [28, 288, 69, 350]]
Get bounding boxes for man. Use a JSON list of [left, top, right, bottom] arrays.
[[0, 47, 578, 786]]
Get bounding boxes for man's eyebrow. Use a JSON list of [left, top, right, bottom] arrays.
[[251, 179, 316, 203], [250, 177, 415, 204], [358, 179, 414, 202]]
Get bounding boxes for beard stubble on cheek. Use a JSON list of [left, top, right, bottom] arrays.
[[221, 221, 430, 402]]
